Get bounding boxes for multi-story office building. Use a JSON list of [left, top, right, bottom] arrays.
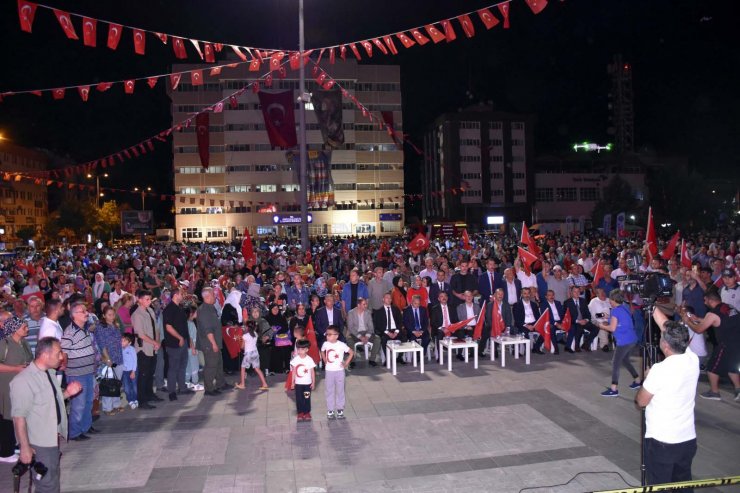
[[171, 59, 404, 241], [0, 141, 49, 245], [422, 108, 534, 228]]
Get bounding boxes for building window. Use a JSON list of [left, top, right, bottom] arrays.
[[206, 229, 228, 238], [488, 122, 502, 130], [179, 187, 197, 195], [512, 122, 525, 130], [513, 172, 525, 179], [511, 139, 525, 146], [378, 183, 401, 190], [179, 207, 200, 214], [462, 190, 482, 197], [513, 189, 526, 196], [491, 156, 504, 162], [254, 184, 276, 192], [335, 183, 356, 191], [204, 187, 225, 194], [205, 166, 225, 174], [357, 183, 376, 190], [181, 228, 202, 239], [233, 206, 250, 213], [256, 226, 277, 235], [460, 155, 481, 162], [461, 173, 482, 180], [459, 121, 480, 129], [332, 163, 356, 170], [489, 139, 503, 146], [580, 188, 600, 201], [492, 172, 503, 179], [380, 221, 402, 233], [459, 139, 481, 146], [205, 207, 224, 214], [535, 188, 554, 202], [228, 185, 250, 193], [178, 167, 202, 174], [556, 187, 577, 201], [492, 190, 504, 197]]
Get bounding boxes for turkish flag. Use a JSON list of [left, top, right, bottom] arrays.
[[270, 51, 284, 71], [533, 310, 551, 352], [107, 23, 122, 50], [661, 231, 680, 260], [249, 58, 260, 71], [410, 29, 430, 45], [498, 3, 511, 29], [561, 309, 572, 333], [444, 317, 475, 338], [147, 77, 158, 88], [521, 222, 540, 255], [190, 39, 204, 59], [124, 80, 135, 94], [425, 24, 446, 43], [383, 36, 397, 55], [396, 32, 416, 48], [591, 260, 604, 288], [349, 43, 362, 60], [305, 317, 321, 364], [77, 85, 90, 102], [491, 300, 506, 338], [241, 228, 256, 267], [478, 8, 500, 30], [441, 19, 457, 42], [329, 47, 336, 63], [96, 82, 112, 92], [154, 32, 167, 44], [82, 17, 96, 47], [462, 229, 472, 250], [231, 45, 247, 61], [526, 0, 548, 15], [204, 43, 215, 63], [361, 40, 373, 57], [170, 73, 182, 90], [645, 207, 658, 257], [473, 301, 487, 340], [191, 69, 203, 86], [518, 246, 538, 269], [18, 1, 38, 33], [257, 90, 298, 149], [221, 326, 243, 359], [457, 14, 476, 38], [133, 28, 146, 55], [408, 233, 430, 256], [53, 9, 78, 40], [372, 38, 388, 55], [52, 88, 65, 100], [172, 37, 187, 59], [196, 112, 210, 169], [680, 240, 692, 269]]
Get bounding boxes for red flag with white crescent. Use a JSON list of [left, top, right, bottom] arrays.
[[591, 260, 604, 288], [533, 309, 551, 351], [53, 9, 78, 40], [241, 228, 256, 267], [444, 317, 475, 338], [498, 3, 511, 29], [196, 112, 209, 169], [473, 301, 486, 340], [525, 0, 548, 15], [518, 246, 538, 269], [221, 325, 243, 359], [477, 8, 500, 30], [133, 28, 146, 55], [457, 14, 476, 38], [645, 207, 658, 257], [408, 233, 430, 256], [680, 240, 692, 269], [305, 317, 320, 364], [462, 229, 472, 250], [18, 1, 38, 33], [425, 24, 446, 43], [521, 222, 540, 255], [82, 17, 96, 47], [107, 23, 122, 50], [661, 231, 680, 260], [561, 309, 571, 333]]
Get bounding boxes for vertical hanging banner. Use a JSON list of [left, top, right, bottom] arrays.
[[381, 111, 402, 149], [285, 150, 335, 209], [257, 90, 297, 149], [602, 214, 612, 236], [310, 89, 345, 149], [195, 112, 210, 169], [615, 212, 626, 238]]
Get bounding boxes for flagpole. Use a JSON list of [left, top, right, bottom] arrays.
[[298, 0, 309, 250]]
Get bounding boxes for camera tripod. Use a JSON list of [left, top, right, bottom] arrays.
[[637, 300, 662, 487]]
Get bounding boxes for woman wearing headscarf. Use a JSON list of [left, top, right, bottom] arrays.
[[0, 317, 32, 462], [95, 307, 124, 416], [92, 272, 110, 302], [249, 306, 274, 376], [265, 304, 291, 373], [391, 275, 408, 312]]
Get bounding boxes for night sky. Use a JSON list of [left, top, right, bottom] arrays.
[[0, 0, 737, 225]]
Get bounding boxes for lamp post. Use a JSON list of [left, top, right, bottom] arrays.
[[298, 0, 309, 251], [133, 187, 151, 210], [86, 173, 108, 208]]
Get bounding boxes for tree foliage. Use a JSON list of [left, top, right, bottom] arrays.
[[591, 175, 639, 226]]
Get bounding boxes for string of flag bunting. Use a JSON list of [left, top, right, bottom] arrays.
[[15, 0, 290, 62]]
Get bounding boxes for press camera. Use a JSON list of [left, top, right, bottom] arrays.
[[617, 272, 674, 301]]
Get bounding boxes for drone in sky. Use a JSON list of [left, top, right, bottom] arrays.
[[572, 142, 613, 153]]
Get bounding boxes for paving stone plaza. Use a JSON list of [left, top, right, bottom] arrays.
[[1, 349, 737, 493]]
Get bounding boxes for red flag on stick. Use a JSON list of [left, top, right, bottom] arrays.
[[518, 246, 538, 269], [221, 326, 243, 359], [473, 301, 487, 340], [533, 310, 551, 351], [490, 300, 506, 338], [521, 222, 540, 255], [53, 9, 78, 40], [591, 260, 604, 289], [195, 112, 210, 169], [645, 207, 658, 257], [462, 229, 472, 250], [444, 317, 475, 338], [305, 317, 321, 364], [241, 228, 256, 267], [680, 240, 692, 269], [661, 231, 680, 260], [18, 1, 38, 33], [561, 309, 571, 333], [408, 233, 430, 256]]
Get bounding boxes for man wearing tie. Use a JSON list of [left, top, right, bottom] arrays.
[[503, 268, 523, 306], [429, 291, 458, 344], [563, 286, 599, 353], [482, 288, 514, 356], [478, 258, 504, 302], [313, 293, 344, 349], [403, 295, 430, 351], [540, 290, 563, 355], [429, 270, 451, 303], [373, 292, 406, 365], [346, 298, 380, 367], [455, 290, 481, 360], [512, 288, 540, 342]]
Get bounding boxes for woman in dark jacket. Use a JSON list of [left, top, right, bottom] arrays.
[[265, 304, 291, 373]]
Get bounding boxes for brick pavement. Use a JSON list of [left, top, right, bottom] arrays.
[[1, 347, 737, 493]]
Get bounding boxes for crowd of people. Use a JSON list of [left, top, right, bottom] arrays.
[[0, 228, 738, 491]]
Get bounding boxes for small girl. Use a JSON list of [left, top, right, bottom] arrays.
[[121, 333, 138, 409], [184, 304, 204, 391], [236, 321, 269, 391], [290, 339, 316, 421]]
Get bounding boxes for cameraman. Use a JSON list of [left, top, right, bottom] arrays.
[[10, 337, 82, 493]]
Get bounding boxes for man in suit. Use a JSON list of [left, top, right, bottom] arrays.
[[482, 288, 514, 356], [562, 286, 599, 353], [455, 290, 481, 360], [429, 270, 452, 305], [539, 289, 564, 354], [502, 268, 523, 306], [403, 294, 431, 351], [313, 293, 344, 348], [373, 292, 406, 364], [512, 288, 540, 346], [345, 297, 380, 367], [429, 291, 458, 343], [479, 258, 504, 303]]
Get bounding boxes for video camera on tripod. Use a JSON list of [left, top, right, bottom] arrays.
[[617, 272, 674, 302], [12, 457, 47, 493]]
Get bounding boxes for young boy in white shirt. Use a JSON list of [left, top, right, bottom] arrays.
[[290, 339, 316, 421], [321, 326, 354, 419]]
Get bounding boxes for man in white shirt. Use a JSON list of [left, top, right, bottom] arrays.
[[637, 312, 699, 488], [109, 280, 128, 307], [588, 287, 613, 352], [419, 256, 437, 281], [38, 300, 64, 341], [719, 268, 740, 312]]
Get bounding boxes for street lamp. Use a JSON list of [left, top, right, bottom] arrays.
[[86, 173, 109, 208], [133, 187, 152, 210]]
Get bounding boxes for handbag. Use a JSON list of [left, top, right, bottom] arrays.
[[98, 366, 122, 398]]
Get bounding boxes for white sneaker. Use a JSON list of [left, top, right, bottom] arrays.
[[0, 454, 18, 463], [192, 384, 204, 391], [186, 382, 194, 389]]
